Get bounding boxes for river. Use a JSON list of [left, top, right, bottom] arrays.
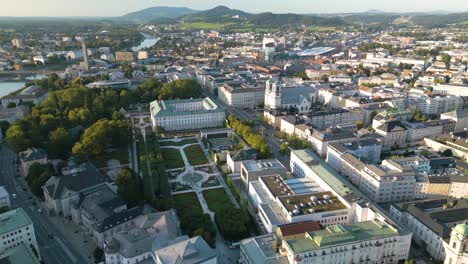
[[0, 82, 26, 97], [131, 32, 160, 52]]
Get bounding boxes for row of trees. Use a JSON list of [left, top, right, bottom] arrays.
[[227, 115, 271, 158]]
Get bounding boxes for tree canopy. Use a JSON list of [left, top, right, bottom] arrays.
[[215, 206, 250, 242], [115, 168, 144, 207]]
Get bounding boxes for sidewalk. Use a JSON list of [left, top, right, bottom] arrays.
[[44, 209, 96, 263]]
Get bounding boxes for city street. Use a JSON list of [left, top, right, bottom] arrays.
[[0, 145, 90, 264]]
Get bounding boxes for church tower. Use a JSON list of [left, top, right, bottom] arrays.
[[81, 40, 90, 71], [445, 223, 468, 264]]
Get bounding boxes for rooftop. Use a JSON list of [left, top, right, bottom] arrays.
[[277, 221, 321, 237], [0, 244, 40, 264], [291, 149, 364, 203], [278, 192, 347, 215], [240, 234, 289, 264], [153, 236, 217, 264], [0, 208, 32, 235], [393, 198, 468, 240], [150, 97, 224, 117], [105, 210, 179, 258], [242, 159, 286, 172], [19, 148, 47, 163], [285, 220, 399, 253], [43, 162, 108, 200]]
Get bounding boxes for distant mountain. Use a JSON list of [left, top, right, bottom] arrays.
[[249, 13, 345, 27], [410, 12, 468, 27], [179, 6, 345, 27], [364, 9, 387, 14], [119, 6, 197, 23], [115, 5, 468, 28], [180, 5, 250, 22]]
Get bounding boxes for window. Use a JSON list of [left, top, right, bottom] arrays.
[[453, 242, 457, 249]]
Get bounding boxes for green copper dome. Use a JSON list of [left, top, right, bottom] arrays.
[[454, 223, 468, 236]]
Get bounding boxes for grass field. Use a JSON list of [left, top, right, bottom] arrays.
[[306, 26, 337, 32], [173, 192, 203, 215], [184, 144, 209, 166], [159, 138, 198, 147], [178, 22, 226, 30], [203, 188, 232, 214], [161, 148, 185, 169]]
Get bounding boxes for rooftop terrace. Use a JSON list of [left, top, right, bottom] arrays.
[[278, 192, 347, 215]]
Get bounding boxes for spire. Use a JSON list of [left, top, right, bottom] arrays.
[[81, 40, 90, 71]]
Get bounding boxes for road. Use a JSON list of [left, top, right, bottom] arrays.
[[208, 94, 289, 168], [0, 145, 88, 264]]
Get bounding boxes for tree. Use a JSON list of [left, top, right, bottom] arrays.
[[0, 121, 10, 136], [5, 124, 31, 153], [280, 142, 288, 156], [68, 108, 92, 126], [356, 121, 364, 130], [441, 54, 451, 70], [39, 114, 59, 133], [215, 206, 250, 241], [179, 211, 216, 246], [48, 128, 72, 159], [294, 71, 309, 80], [72, 118, 128, 160], [441, 149, 453, 157], [158, 79, 202, 100], [320, 74, 329, 83], [93, 247, 104, 263], [115, 169, 144, 207], [26, 163, 54, 198]]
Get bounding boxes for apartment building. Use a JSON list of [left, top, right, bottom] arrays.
[[327, 138, 382, 165], [218, 82, 264, 108], [305, 108, 364, 131], [309, 128, 356, 157]]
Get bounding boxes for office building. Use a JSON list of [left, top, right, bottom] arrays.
[[0, 208, 38, 255], [240, 159, 288, 188]]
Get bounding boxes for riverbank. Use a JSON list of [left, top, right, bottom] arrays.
[[131, 32, 160, 52]]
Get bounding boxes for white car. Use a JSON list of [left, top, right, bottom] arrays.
[[12, 194, 17, 199]]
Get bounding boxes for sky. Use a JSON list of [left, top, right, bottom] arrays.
[[1, 0, 467, 17]]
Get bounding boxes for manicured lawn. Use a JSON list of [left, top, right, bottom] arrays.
[[173, 192, 203, 215], [184, 145, 209, 166], [161, 148, 185, 169], [159, 138, 198, 147], [203, 188, 232, 214]]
